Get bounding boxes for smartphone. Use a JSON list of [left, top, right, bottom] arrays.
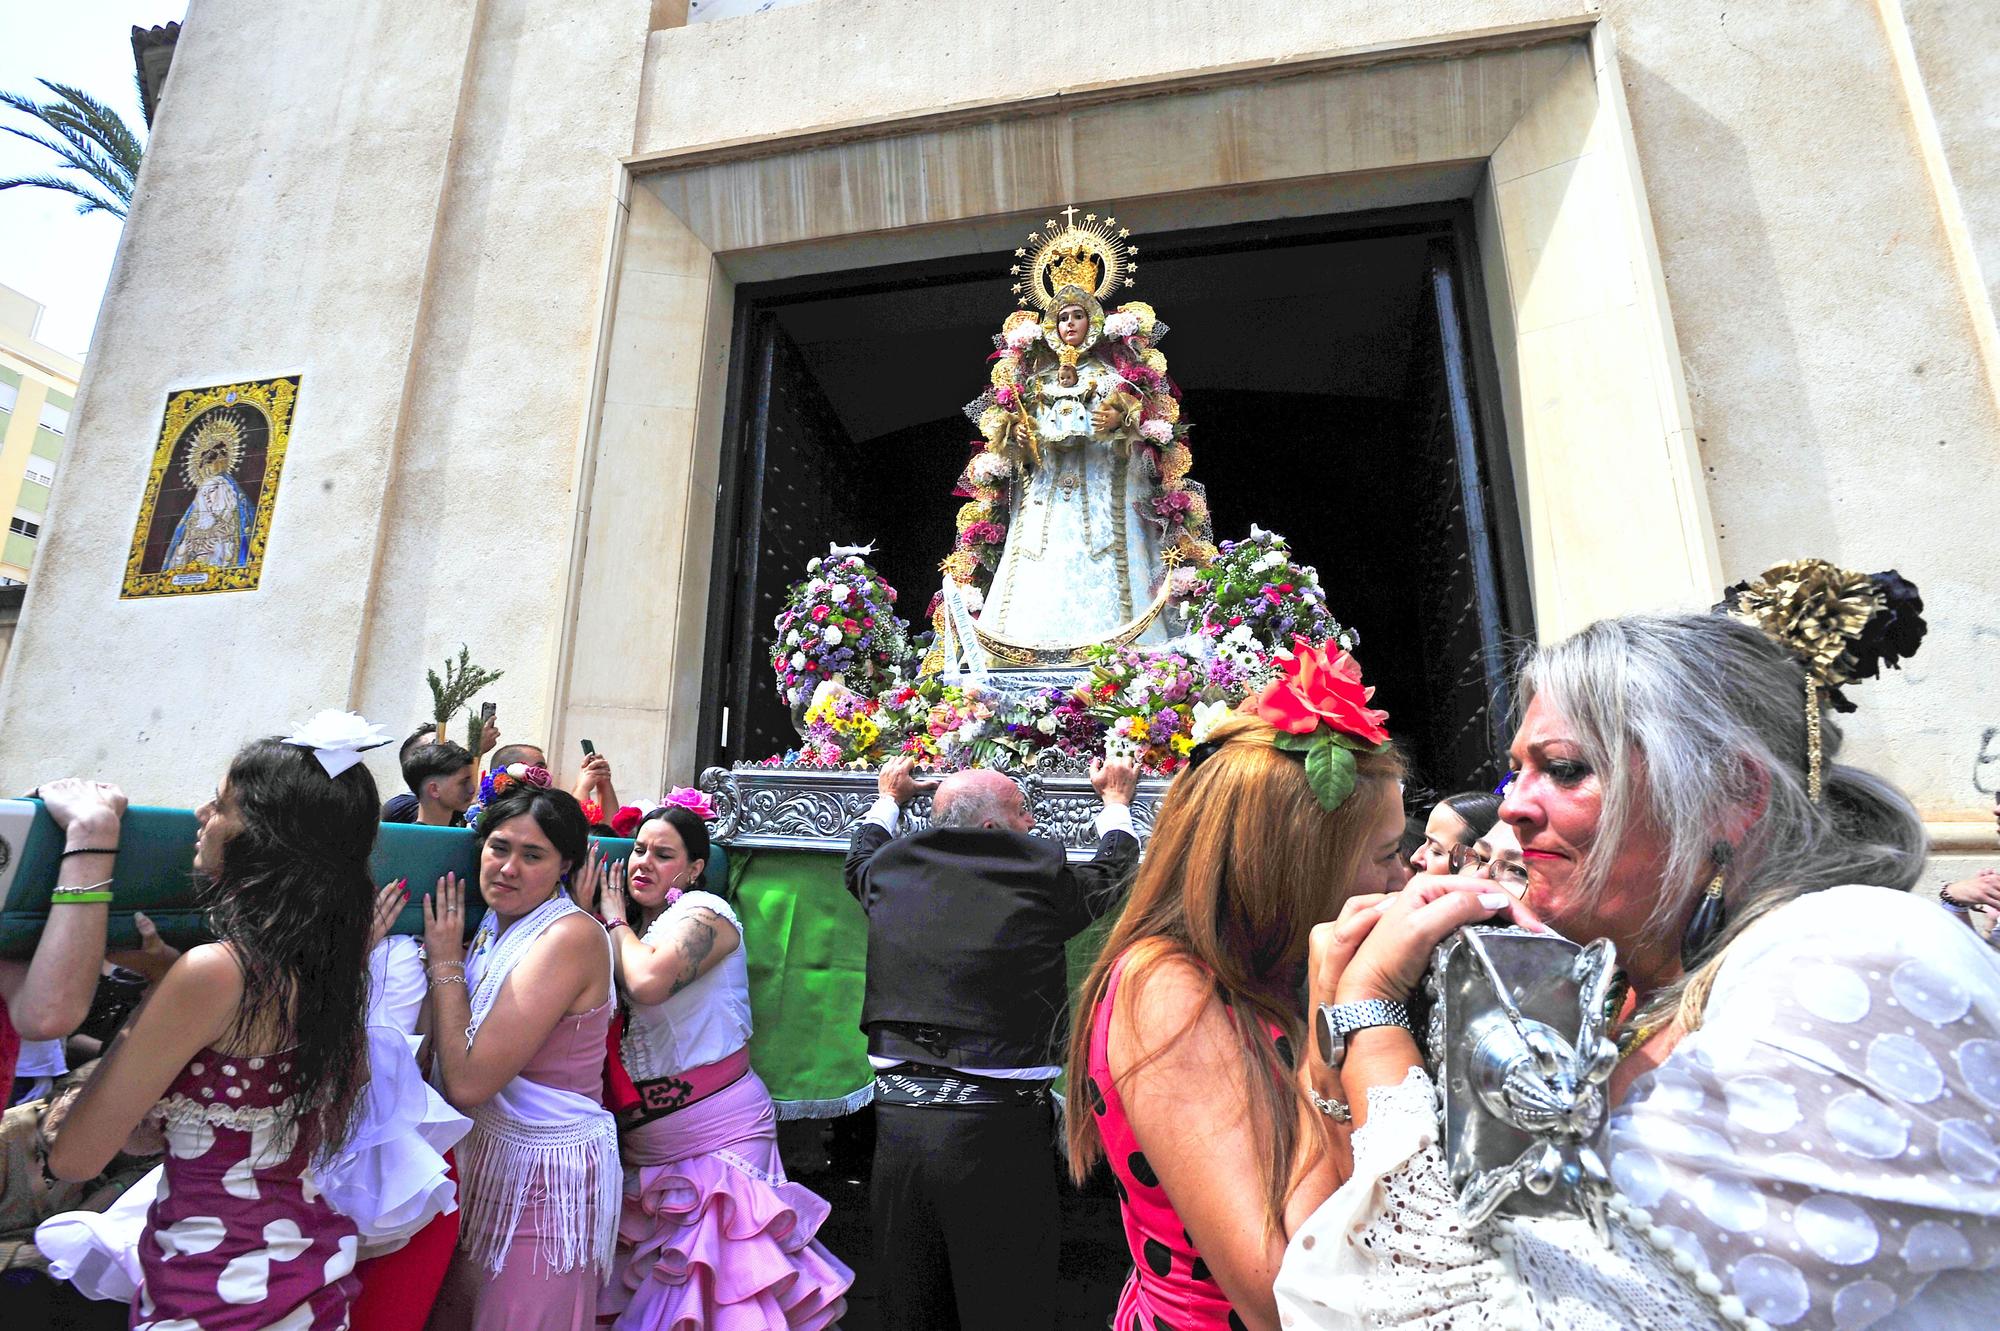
[[581, 738, 596, 757], [479, 700, 497, 727]]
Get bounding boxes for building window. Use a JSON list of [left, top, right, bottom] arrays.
[[0, 382, 16, 413], [8, 517, 38, 539], [23, 459, 53, 487], [37, 402, 67, 434]]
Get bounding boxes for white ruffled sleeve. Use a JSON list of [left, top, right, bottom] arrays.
[[314, 1025, 472, 1255]]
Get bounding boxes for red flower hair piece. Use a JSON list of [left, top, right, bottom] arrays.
[[1241, 637, 1391, 810]]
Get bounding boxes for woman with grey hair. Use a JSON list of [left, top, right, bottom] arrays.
[[1275, 570, 2000, 1331]]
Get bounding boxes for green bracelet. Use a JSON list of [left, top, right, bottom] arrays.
[[49, 891, 114, 905]]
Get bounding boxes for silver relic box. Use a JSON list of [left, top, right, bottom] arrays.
[[1424, 925, 1622, 1236]]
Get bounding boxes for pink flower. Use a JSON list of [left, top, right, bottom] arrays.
[[1140, 418, 1175, 445], [659, 786, 718, 821]]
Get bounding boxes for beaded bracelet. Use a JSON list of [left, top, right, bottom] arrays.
[[60, 846, 117, 858], [428, 973, 467, 991]]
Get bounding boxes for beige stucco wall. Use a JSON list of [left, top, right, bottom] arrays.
[[0, 0, 1993, 856]]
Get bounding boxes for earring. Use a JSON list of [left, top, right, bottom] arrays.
[[1680, 841, 1732, 969]]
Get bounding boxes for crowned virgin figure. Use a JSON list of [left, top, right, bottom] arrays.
[[163, 412, 255, 571], [946, 208, 1214, 668]]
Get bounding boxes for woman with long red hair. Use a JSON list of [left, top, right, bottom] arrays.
[[1065, 644, 1414, 1331]]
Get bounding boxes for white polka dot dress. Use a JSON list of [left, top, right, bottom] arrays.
[[135, 1049, 359, 1330]]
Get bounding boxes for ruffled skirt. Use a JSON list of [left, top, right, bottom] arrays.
[[597, 1069, 850, 1331]]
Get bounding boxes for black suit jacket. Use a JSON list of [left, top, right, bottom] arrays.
[[843, 815, 1138, 1069]]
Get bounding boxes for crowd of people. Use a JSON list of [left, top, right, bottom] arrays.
[[2, 563, 1999, 1330]]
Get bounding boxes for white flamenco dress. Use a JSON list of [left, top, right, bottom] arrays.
[[979, 359, 1168, 653], [36, 936, 471, 1300], [1275, 885, 2000, 1331]]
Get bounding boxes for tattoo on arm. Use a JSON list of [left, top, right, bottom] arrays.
[[667, 919, 717, 997]]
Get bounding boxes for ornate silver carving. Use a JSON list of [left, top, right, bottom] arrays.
[[1426, 926, 1620, 1237], [698, 765, 1163, 859]]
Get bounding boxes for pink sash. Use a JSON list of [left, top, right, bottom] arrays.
[[626, 1046, 752, 1127]]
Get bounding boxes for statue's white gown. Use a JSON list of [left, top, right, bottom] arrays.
[[979, 360, 1167, 652]]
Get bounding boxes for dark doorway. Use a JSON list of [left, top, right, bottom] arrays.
[[702, 207, 1532, 799]]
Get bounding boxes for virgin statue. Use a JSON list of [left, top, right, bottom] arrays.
[[946, 208, 1214, 668], [163, 412, 255, 571]]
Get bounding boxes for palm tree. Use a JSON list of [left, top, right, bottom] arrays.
[[0, 74, 146, 219]]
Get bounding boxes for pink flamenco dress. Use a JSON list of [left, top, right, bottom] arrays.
[[133, 1050, 361, 1330], [597, 890, 850, 1331], [1088, 949, 1289, 1331]]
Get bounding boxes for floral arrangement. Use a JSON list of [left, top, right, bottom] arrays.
[[1244, 637, 1392, 810], [1179, 527, 1352, 655], [794, 680, 890, 768], [465, 761, 553, 832], [770, 550, 913, 709]]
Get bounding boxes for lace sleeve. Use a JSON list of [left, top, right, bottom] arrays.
[[1275, 1072, 1735, 1331]]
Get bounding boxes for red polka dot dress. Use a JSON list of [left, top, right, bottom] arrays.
[[1086, 951, 1260, 1331], [134, 1050, 360, 1330]]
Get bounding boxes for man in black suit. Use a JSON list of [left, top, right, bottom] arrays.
[[845, 753, 1140, 1331]]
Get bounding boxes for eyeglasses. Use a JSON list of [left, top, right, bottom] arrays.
[[1449, 843, 1529, 887]]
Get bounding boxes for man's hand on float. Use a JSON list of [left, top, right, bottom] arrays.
[[878, 756, 938, 809], [1090, 756, 1139, 807]]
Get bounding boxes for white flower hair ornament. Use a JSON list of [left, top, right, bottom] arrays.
[[281, 710, 396, 778]]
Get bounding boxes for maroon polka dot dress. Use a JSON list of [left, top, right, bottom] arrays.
[[134, 1049, 360, 1330], [1087, 951, 1263, 1331]]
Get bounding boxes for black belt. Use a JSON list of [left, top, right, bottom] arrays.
[[872, 1065, 1052, 1109]]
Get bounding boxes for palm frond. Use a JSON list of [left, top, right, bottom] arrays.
[[0, 172, 122, 217], [0, 123, 131, 208], [0, 77, 144, 218], [34, 79, 143, 174]]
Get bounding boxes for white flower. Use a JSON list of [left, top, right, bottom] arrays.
[[1189, 700, 1231, 745], [786, 630, 800, 646], [1036, 713, 1060, 735], [806, 557, 821, 573], [833, 585, 853, 603], [969, 452, 1014, 484], [825, 627, 844, 645], [962, 584, 986, 613], [1004, 322, 1040, 351], [957, 720, 984, 744], [281, 710, 395, 778], [1103, 310, 1141, 339], [808, 578, 827, 594], [791, 651, 808, 669], [1140, 418, 1175, 445]]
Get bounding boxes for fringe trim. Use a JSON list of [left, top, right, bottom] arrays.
[[771, 1083, 876, 1121], [456, 1105, 619, 1277]]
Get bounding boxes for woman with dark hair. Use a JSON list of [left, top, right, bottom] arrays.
[[422, 783, 617, 1331], [1279, 568, 2000, 1330], [1064, 643, 1415, 1331], [578, 790, 849, 1330], [47, 717, 390, 1330], [1409, 789, 1501, 877]]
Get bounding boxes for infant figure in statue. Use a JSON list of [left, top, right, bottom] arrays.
[[950, 209, 1212, 668]]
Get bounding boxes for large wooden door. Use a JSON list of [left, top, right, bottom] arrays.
[[701, 316, 861, 767]]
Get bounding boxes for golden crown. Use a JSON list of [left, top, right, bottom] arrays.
[[1008, 205, 1137, 311], [183, 413, 247, 487]]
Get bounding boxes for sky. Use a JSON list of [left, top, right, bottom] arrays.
[[0, 3, 188, 359]]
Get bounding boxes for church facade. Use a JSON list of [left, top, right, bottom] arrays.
[[3, 0, 1995, 863]]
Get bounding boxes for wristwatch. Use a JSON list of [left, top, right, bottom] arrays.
[[1315, 999, 1412, 1070]]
